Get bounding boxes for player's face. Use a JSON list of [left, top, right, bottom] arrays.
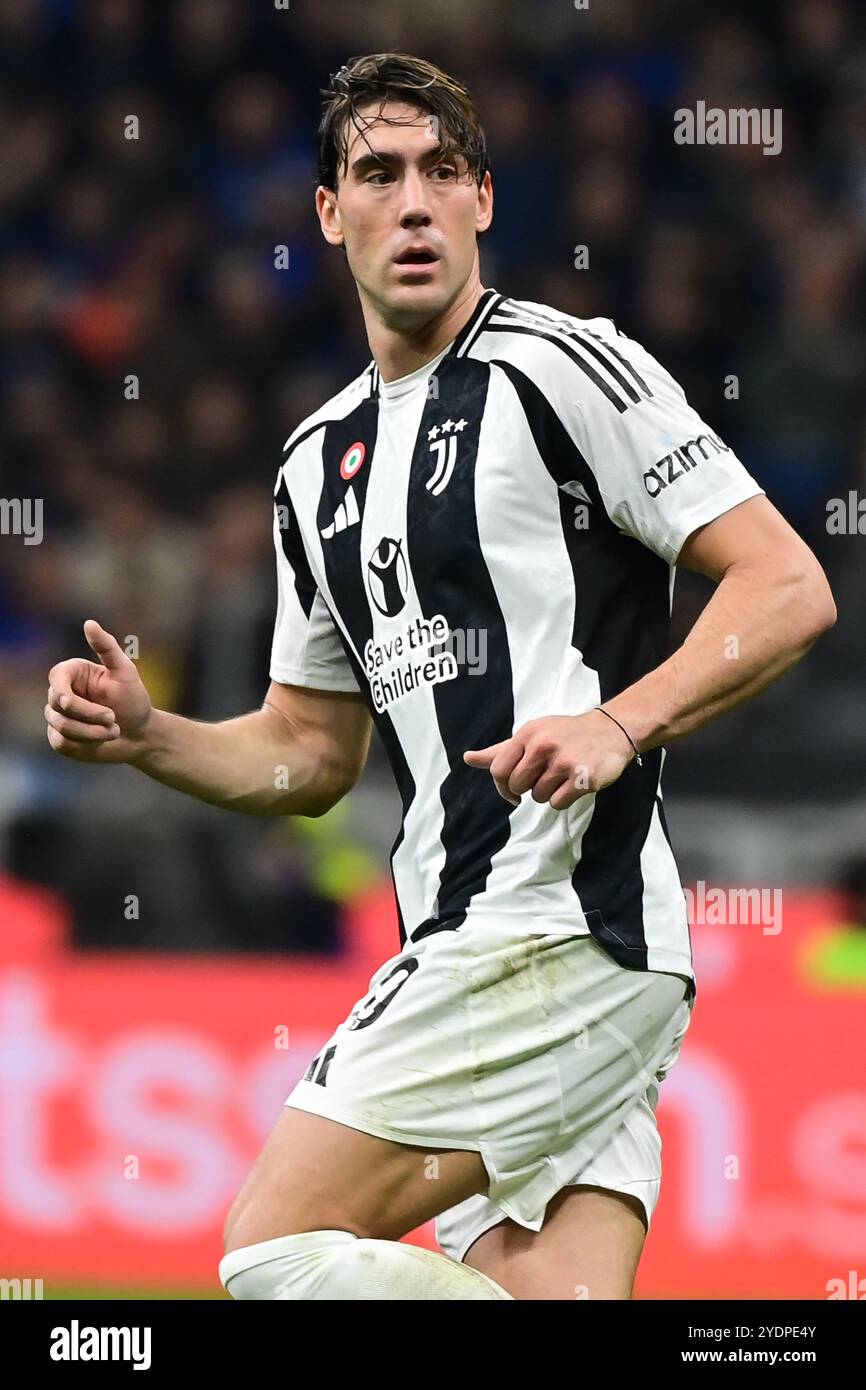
[[317, 100, 493, 326]]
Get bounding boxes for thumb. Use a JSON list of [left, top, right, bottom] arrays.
[[463, 741, 506, 768], [83, 619, 131, 673]]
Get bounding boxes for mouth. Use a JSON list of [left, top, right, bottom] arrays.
[[393, 247, 440, 268]]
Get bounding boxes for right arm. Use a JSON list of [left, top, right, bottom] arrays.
[[45, 620, 372, 817]]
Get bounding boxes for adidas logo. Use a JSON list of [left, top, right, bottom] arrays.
[[320, 486, 360, 539]]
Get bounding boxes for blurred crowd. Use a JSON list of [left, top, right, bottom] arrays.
[[1, 0, 865, 951]]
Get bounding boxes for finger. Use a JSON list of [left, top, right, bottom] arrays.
[[47, 725, 74, 755], [83, 619, 129, 673], [46, 666, 77, 703], [486, 739, 526, 785], [490, 780, 520, 807], [507, 749, 552, 796], [463, 740, 510, 769], [485, 739, 528, 806], [45, 704, 120, 743], [549, 770, 594, 812], [465, 739, 524, 805], [46, 725, 88, 758], [529, 765, 573, 804], [47, 685, 116, 725]]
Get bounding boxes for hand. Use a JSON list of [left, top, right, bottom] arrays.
[[45, 619, 153, 763], [463, 710, 637, 811]]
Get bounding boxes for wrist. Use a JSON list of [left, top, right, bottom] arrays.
[[595, 705, 643, 766], [125, 706, 164, 767]]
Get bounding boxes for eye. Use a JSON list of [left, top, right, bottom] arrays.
[[430, 164, 458, 180], [366, 169, 393, 185]]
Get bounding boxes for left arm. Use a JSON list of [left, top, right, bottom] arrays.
[[464, 495, 836, 809], [602, 493, 836, 749]]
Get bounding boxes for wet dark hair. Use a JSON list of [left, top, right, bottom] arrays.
[[317, 52, 490, 192]]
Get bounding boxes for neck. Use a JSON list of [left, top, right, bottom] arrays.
[[361, 275, 487, 383]]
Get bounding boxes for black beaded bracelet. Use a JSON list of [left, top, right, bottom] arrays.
[[597, 706, 643, 767]]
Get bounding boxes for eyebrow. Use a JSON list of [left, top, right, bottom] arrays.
[[349, 147, 455, 178]]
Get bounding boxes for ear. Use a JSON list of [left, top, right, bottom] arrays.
[[316, 185, 344, 247], [475, 170, 494, 235]]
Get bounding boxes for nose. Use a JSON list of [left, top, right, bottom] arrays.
[[398, 168, 432, 230]]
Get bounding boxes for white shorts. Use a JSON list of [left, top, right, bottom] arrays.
[[284, 918, 692, 1264]]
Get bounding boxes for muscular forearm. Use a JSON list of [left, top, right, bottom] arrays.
[[127, 703, 348, 816], [603, 563, 836, 754]]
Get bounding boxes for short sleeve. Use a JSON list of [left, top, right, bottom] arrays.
[[269, 471, 360, 693], [561, 319, 765, 565]]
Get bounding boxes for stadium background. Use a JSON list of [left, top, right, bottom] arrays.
[[1, 0, 864, 1299]]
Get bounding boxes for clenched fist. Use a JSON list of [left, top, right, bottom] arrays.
[[45, 619, 153, 763]]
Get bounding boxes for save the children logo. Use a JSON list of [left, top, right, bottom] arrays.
[[366, 536, 408, 616], [364, 613, 458, 714]]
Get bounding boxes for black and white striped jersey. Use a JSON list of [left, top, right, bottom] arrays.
[[269, 288, 764, 995]]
